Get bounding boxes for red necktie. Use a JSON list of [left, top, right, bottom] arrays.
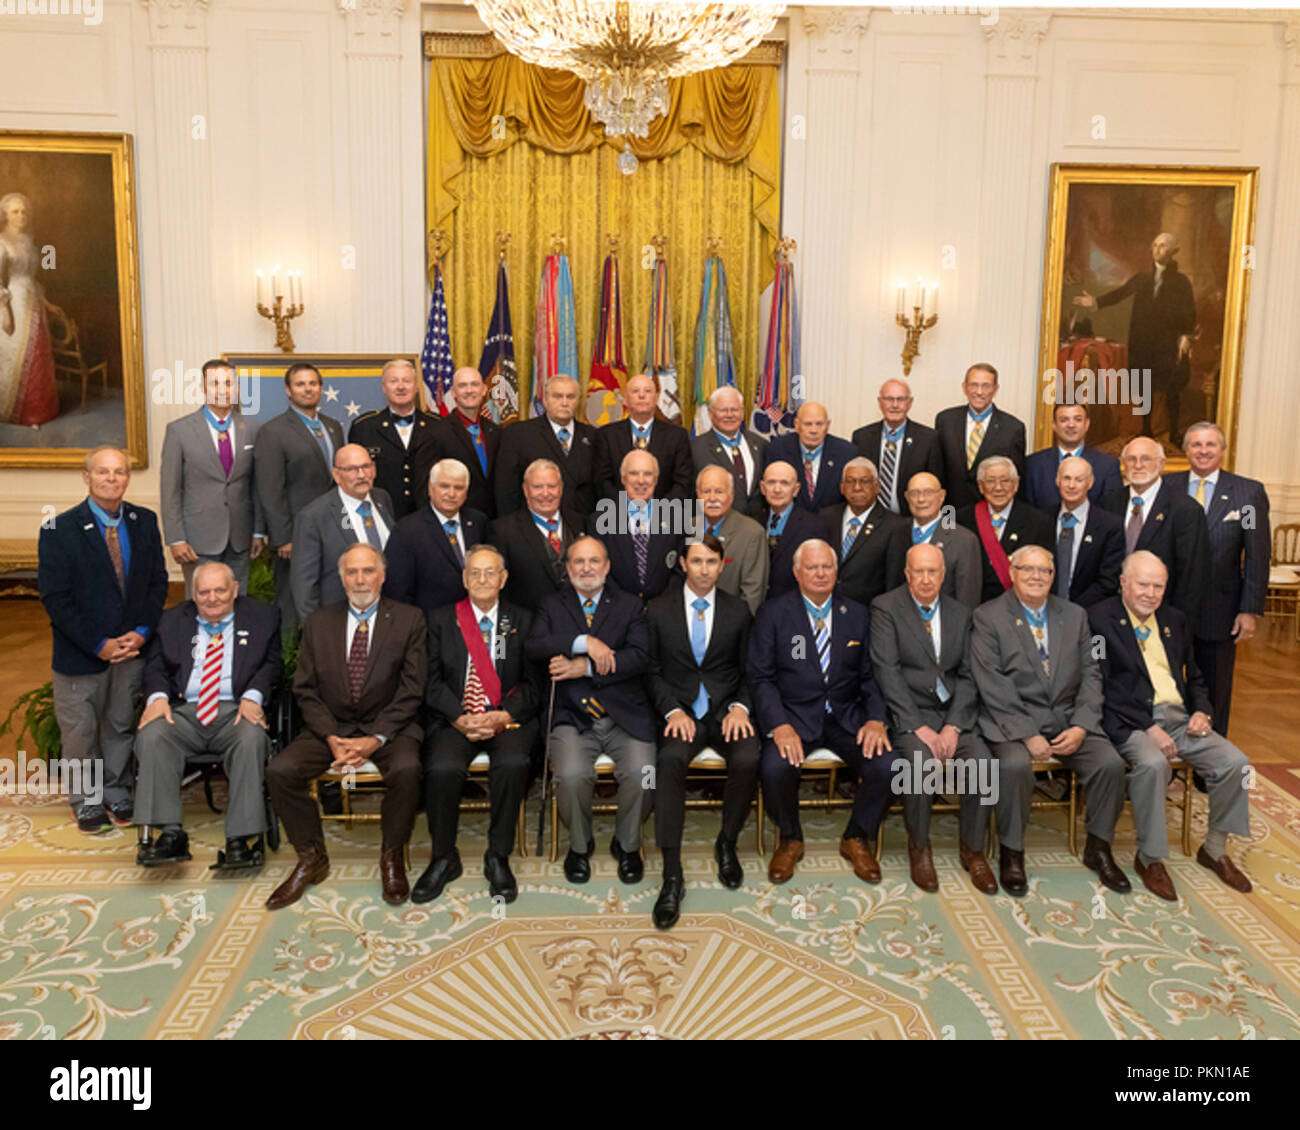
[[196, 630, 223, 726]]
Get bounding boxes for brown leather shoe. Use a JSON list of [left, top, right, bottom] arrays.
[[380, 847, 410, 905], [1197, 845, 1252, 893], [768, 837, 804, 884], [1135, 856, 1178, 901], [839, 836, 881, 883], [959, 842, 998, 895], [907, 837, 938, 892], [265, 842, 329, 910]]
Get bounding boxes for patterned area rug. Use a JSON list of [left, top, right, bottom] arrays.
[[1, 769, 1298, 1041]]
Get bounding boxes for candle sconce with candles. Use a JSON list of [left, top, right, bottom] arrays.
[[894, 278, 938, 376], [255, 265, 304, 354]]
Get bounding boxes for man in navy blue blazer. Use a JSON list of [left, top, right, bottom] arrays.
[[526, 536, 656, 885], [1165, 422, 1271, 735], [766, 401, 859, 512], [760, 459, 825, 599], [1024, 403, 1123, 512], [748, 539, 892, 885], [38, 446, 168, 834]]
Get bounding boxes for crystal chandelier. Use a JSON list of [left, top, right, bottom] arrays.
[[470, 1, 784, 140]]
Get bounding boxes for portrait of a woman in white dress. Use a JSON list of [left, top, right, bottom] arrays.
[[0, 191, 59, 426]]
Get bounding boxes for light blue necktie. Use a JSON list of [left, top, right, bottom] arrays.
[[467, 422, 488, 474], [842, 517, 861, 558], [690, 597, 710, 719], [803, 596, 832, 687], [356, 500, 382, 548]]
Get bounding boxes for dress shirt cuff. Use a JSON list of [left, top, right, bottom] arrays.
[[241, 690, 264, 707], [253, 531, 266, 539], [585, 660, 594, 678], [134, 626, 151, 641], [726, 703, 750, 716], [96, 637, 109, 655], [372, 734, 387, 747], [664, 708, 688, 723], [572, 635, 589, 655], [168, 540, 186, 546], [145, 692, 169, 706]]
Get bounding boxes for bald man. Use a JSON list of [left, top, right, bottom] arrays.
[[595, 372, 694, 504], [1100, 436, 1208, 619], [289, 444, 397, 621], [692, 385, 769, 518], [1052, 455, 1124, 608], [851, 379, 943, 517], [766, 401, 860, 512], [428, 365, 500, 518], [494, 375, 598, 516], [348, 357, 439, 520]]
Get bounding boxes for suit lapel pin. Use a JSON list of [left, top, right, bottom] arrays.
[[83, 523, 94, 530], [863, 524, 874, 536], [1015, 618, 1023, 626], [1084, 535, 1092, 543], [838, 605, 846, 614], [1009, 532, 1019, 542], [1163, 626, 1171, 638], [1156, 513, 1165, 521], [236, 629, 249, 636], [905, 437, 912, 445], [238, 638, 248, 646]]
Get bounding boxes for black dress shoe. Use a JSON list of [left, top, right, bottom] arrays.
[[653, 875, 685, 930], [564, 846, 592, 884], [610, 836, 644, 883], [484, 852, 518, 903], [107, 798, 134, 826], [222, 837, 253, 867], [139, 829, 191, 867], [1083, 833, 1132, 894], [1000, 847, 1028, 897], [411, 851, 462, 904], [714, 837, 743, 889]]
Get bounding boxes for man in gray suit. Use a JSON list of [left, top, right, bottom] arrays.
[[971, 544, 1130, 897], [870, 544, 997, 895], [902, 472, 982, 608], [290, 444, 396, 621], [253, 362, 346, 637], [691, 386, 768, 519], [161, 359, 265, 594], [697, 465, 768, 615]]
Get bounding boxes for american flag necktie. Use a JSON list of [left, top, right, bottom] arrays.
[[196, 624, 224, 726]]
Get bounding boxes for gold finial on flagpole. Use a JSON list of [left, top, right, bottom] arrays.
[[606, 233, 620, 257], [705, 234, 723, 257], [549, 233, 567, 256], [651, 235, 667, 261], [494, 230, 511, 261], [774, 236, 797, 264], [428, 228, 451, 268]]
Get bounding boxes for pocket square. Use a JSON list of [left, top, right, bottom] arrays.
[[846, 640, 861, 648], [1223, 509, 1241, 522], [243, 444, 254, 450]]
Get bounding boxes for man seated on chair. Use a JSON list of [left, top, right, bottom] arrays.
[[970, 544, 1129, 897], [1089, 551, 1252, 899], [870, 544, 997, 895], [134, 561, 281, 867], [526, 536, 656, 885], [748, 539, 892, 885], [646, 533, 759, 929], [266, 543, 427, 909], [414, 544, 540, 905]]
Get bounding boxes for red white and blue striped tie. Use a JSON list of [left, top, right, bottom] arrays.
[[196, 628, 224, 726]]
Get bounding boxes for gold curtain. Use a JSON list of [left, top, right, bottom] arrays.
[[426, 48, 781, 417]]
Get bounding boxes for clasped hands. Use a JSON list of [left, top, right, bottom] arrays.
[[96, 631, 147, 664], [548, 635, 616, 680], [914, 724, 961, 762], [1024, 726, 1086, 762], [327, 733, 382, 769], [452, 709, 514, 743]]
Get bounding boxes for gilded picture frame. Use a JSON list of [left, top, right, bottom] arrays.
[[1036, 163, 1257, 469], [0, 131, 146, 468]]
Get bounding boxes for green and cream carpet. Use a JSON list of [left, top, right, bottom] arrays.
[[2, 768, 1299, 1040]]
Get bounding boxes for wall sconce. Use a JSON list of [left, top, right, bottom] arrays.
[[255, 265, 304, 353], [895, 277, 938, 376]]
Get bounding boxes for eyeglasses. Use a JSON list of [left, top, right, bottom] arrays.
[[465, 568, 501, 580], [1011, 565, 1054, 577]]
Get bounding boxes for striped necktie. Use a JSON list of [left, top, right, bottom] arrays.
[[462, 616, 493, 713], [842, 517, 861, 558], [880, 426, 902, 507], [966, 412, 987, 469], [196, 622, 224, 726]]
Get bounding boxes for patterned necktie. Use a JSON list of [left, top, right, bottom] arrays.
[[347, 611, 373, 700], [1056, 511, 1077, 597], [1194, 478, 1207, 509], [690, 597, 710, 719], [462, 616, 493, 714], [444, 519, 464, 565], [842, 517, 861, 558], [103, 516, 126, 594], [632, 513, 649, 586], [966, 412, 988, 469], [633, 425, 649, 450], [557, 426, 571, 455], [1024, 605, 1049, 677], [717, 432, 746, 493], [467, 423, 488, 475], [1125, 495, 1145, 555], [880, 429, 901, 507], [805, 599, 831, 679], [196, 622, 224, 726], [583, 597, 596, 628], [536, 513, 562, 556], [356, 500, 382, 548], [803, 456, 816, 499]]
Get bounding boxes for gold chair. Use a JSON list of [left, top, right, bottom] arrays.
[[1266, 523, 1300, 640], [44, 299, 108, 413], [988, 758, 1079, 857], [1072, 757, 1195, 858], [755, 748, 852, 857]]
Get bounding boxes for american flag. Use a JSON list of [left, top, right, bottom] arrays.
[[421, 262, 455, 416]]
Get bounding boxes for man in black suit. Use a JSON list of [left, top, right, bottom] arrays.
[[290, 444, 397, 621], [933, 363, 1026, 509], [494, 374, 597, 517], [759, 460, 824, 599], [428, 366, 499, 519], [691, 385, 768, 519], [384, 458, 488, 617], [766, 401, 859, 513], [1024, 402, 1122, 512], [1054, 455, 1124, 608], [594, 372, 694, 503], [1101, 436, 1209, 619], [266, 544, 427, 909], [413, 545, 539, 905], [820, 456, 907, 608], [591, 448, 684, 603], [39, 446, 168, 833], [1165, 422, 1270, 734], [1074, 232, 1198, 445], [749, 539, 892, 885], [870, 545, 997, 895], [134, 562, 281, 866], [646, 534, 759, 928], [347, 357, 439, 520], [525, 537, 656, 885], [489, 458, 585, 611], [851, 378, 942, 516], [1089, 552, 1252, 898], [957, 456, 1056, 603], [253, 362, 346, 638]]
